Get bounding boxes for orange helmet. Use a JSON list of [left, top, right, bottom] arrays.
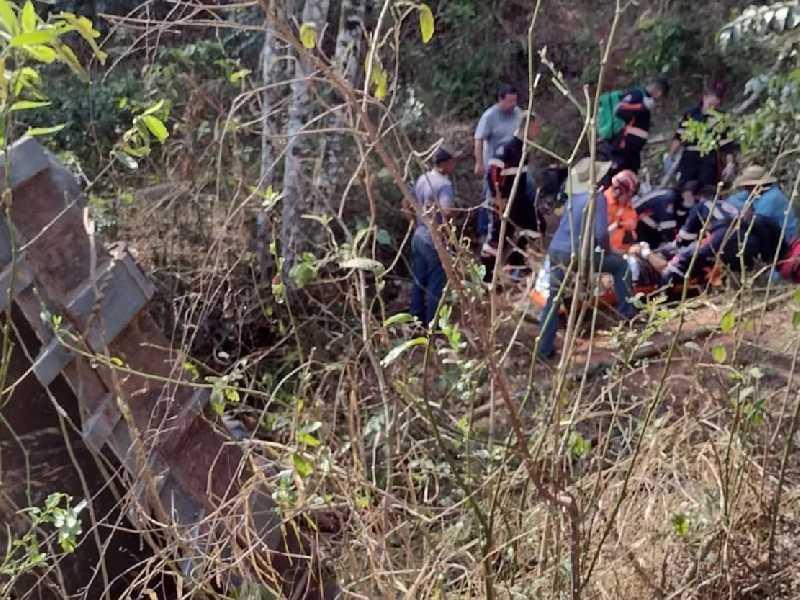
[[612, 170, 639, 196]]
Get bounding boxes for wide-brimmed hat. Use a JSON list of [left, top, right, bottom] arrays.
[[734, 165, 778, 188], [566, 157, 611, 195]]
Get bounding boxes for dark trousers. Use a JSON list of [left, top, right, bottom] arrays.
[[538, 249, 635, 357], [676, 150, 719, 187], [411, 235, 446, 326]]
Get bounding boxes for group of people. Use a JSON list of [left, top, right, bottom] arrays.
[[406, 79, 800, 361]]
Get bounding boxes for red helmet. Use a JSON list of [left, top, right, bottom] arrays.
[[612, 170, 639, 196]]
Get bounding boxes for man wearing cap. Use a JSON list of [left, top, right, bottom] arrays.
[[537, 158, 637, 360], [727, 165, 798, 242], [481, 114, 542, 283], [406, 148, 457, 326], [474, 85, 524, 243]]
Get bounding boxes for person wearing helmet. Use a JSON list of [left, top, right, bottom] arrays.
[[537, 158, 638, 360], [606, 170, 640, 252]]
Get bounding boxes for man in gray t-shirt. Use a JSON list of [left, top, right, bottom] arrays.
[[474, 84, 524, 240], [406, 148, 456, 325]]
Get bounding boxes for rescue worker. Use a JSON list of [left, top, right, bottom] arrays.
[[676, 180, 704, 229], [606, 170, 639, 252], [474, 85, 524, 244], [661, 212, 787, 285], [632, 187, 679, 249], [406, 147, 457, 325], [668, 84, 737, 187], [600, 78, 670, 183], [481, 113, 542, 283], [675, 185, 739, 248], [537, 158, 636, 360], [726, 165, 798, 242]]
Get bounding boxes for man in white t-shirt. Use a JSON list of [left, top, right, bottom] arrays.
[[474, 84, 524, 242]]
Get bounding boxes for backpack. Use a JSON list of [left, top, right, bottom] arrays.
[[597, 89, 634, 141]]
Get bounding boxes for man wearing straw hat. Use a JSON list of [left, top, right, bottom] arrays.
[[537, 158, 638, 360], [726, 165, 798, 242]]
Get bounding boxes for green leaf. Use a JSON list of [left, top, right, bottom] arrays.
[[671, 513, 690, 537], [418, 4, 435, 44], [58, 12, 106, 63], [289, 261, 318, 289], [299, 23, 317, 49], [568, 432, 591, 458], [9, 29, 61, 47], [26, 124, 65, 137], [793, 311, 800, 330], [224, 387, 240, 404], [21, 1, 36, 32], [113, 150, 138, 170], [381, 337, 428, 367], [24, 44, 57, 63], [229, 68, 251, 83], [384, 313, 415, 328], [720, 311, 736, 334], [11, 100, 50, 111], [110, 357, 124, 367], [292, 453, 314, 478], [210, 385, 225, 416], [0, 1, 18, 36], [297, 431, 321, 447], [794, 289, 800, 306], [182, 361, 199, 381], [141, 115, 169, 143], [370, 62, 388, 100], [54, 43, 87, 81], [141, 99, 165, 117], [712, 345, 727, 364], [340, 257, 384, 273]]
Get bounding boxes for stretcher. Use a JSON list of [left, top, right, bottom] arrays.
[[529, 255, 722, 315]]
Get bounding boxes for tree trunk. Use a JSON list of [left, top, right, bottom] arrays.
[[257, 0, 303, 282], [280, 0, 332, 283], [315, 0, 368, 213]]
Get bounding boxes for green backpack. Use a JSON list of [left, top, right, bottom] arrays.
[[597, 89, 628, 141]]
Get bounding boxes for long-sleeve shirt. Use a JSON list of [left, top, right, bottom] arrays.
[[548, 191, 609, 255], [610, 88, 652, 172], [676, 198, 739, 245], [632, 188, 679, 248], [606, 188, 638, 252], [727, 185, 798, 241]]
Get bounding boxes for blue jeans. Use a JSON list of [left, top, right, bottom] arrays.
[[411, 235, 447, 326], [538, 249, 635, 358]]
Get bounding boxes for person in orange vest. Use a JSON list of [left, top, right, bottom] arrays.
[[605, 170, 639, 252]]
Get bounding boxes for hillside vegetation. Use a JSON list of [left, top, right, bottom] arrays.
[[2, 1, 800, 599]]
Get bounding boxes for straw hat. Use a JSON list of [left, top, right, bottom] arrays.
[[566, 157, 611, 195], [734, 165, 778, 188]]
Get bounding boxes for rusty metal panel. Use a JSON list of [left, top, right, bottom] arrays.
[[1, 138, 340, 598]]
